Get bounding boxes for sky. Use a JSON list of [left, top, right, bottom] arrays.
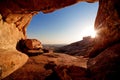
[[27, 2, 98, 44]]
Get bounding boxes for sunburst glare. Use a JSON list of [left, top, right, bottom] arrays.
[[81, 26, 96, 38]]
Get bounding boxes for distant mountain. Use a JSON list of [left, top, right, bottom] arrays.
[[43, 44, 67, 51], [55, 36, 95, 56]]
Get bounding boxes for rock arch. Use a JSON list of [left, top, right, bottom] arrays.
[[0, 0, 120, 79]]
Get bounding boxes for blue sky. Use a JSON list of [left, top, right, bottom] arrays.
[[27, 2, 98, 44]]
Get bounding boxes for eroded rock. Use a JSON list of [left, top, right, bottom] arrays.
[[0, 0, 97, 50], [86, 0, 120, 58], [87, 43, 120, 80], [0, 0, 98, 14], [3, 53, 88, 80], [0, 0, 120, 79], [45, 63, 90, 80], [0, 49, 28, 79], [24, 39, 43, 50], [17, 39, 48, 56], [0, 14, 25, 50]]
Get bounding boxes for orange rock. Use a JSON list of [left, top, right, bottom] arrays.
[[24, 39, 43, 50]]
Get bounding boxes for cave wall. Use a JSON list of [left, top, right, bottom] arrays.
[[87, 0, 120, 57], [0, 13, 33, 50], [95, 0, 120, 46], [0, 0, 120, 79], [0, 0, 119, 57], [0, 1, 98, 78], [0, 0, 97, 50], [0, 0, 98, 14]]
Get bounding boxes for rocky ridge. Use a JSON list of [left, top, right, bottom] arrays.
[[55, 36, 95, 56]]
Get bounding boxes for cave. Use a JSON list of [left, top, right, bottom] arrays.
[[27, 2, 98, 45], [0, 0, 120, 80]]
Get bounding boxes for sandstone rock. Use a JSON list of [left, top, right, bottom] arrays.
[[87, 43, 120, 80], [24, 39, 43, 50], [17, 39, 44, 56], [5, 13, 33, 37], [44, 63, 90, 80], [0, 49, 28, 79], [0, 0, 120, 80], [26, 49, 44, 56], [0, 14, 25, 50], [86, 0, 120, 58], [3, 53, 88, 80], [0, 0, 97, 51], [0, 0, 97, 57], [0, 0, 97, 15]]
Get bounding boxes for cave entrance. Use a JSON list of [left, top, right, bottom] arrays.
[[27, 2, 98, 45]]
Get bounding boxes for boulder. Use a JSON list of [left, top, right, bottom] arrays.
[[16, 39, 45, 56], [0, 49, 28, 79], [24, 39, 43, 50]]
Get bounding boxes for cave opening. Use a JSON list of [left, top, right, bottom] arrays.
[[27, 2, 98, 45]]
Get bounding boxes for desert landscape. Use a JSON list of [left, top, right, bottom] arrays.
[[2, 37, 90, 80], [0, 0, 120, 80]]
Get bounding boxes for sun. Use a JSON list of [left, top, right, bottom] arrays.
[[81, 27, 97, 38]]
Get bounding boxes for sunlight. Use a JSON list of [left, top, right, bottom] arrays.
[[81, 26, 96, 38], [27, 2, 98, 44]]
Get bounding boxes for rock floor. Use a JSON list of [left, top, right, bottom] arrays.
[[3, 53, 88, 80]]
